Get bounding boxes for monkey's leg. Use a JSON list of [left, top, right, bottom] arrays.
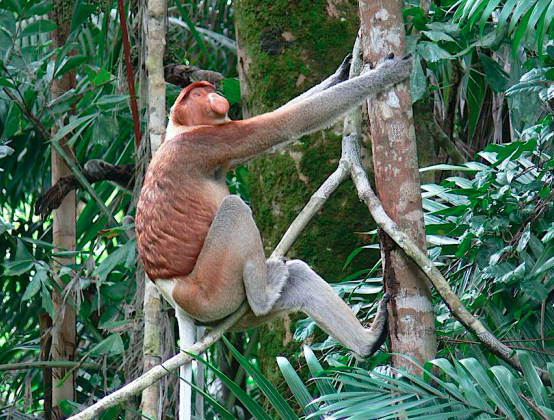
[[273, 260, 388, 357], [182, 195, 288, 320], [176, 308, 196, 420]]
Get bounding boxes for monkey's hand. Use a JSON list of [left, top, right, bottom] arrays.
[[368, 53, 412, 88]]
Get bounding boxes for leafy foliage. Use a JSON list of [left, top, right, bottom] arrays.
[[277, 349, 554, 420], [454, 0, 554, 54], [422, 119, 554, 366]]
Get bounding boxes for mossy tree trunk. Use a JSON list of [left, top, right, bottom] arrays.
[[234, 0, 377, 401]]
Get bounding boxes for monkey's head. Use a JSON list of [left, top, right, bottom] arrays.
[[170, 81, 230, 127]]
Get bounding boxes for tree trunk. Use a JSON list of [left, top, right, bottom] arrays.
[[139, 0, 166, 417], [49, 0, 77, 417], [359, 0, 436, 372], [234, 0, 373, 406]]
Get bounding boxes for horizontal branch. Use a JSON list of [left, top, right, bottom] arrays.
[[0, 361, 101, 371]]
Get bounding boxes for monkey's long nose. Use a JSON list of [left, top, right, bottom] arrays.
[[209, 93, 230, 116]]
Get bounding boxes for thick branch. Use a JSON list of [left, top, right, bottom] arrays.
[[164, 64, 224, 88], [33, 65, 222, 217], [35, 161, 134, 218]]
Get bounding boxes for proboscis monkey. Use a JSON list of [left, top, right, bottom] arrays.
[[136, 53, 412, 420]]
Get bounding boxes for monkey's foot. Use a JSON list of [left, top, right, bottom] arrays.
[[357, 294, 389, 357], [266, 256, 289, 298]]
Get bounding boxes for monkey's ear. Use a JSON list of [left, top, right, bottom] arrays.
[[170, 100, 191, 127]]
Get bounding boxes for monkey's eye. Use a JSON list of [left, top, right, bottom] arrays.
[[192, 91, 202, 98]]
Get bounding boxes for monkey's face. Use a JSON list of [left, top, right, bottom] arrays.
[[171, 84, 230, 127]]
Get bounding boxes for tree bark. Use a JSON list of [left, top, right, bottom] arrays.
[[49, 0, 77, 416], [359, 0, 436, 372], [139, 0, 166, 417], [234, 0, 370, 407]]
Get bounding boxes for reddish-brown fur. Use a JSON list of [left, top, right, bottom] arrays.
[[136, 97, 263, 317]]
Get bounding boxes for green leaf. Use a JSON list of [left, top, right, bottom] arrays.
[[303, 345, 336, 397], [194, 355, 272, 420], [93, 239, 135, 283], [221, 78, 241, 105], [223, 337, 300, 420], [20, 19, 57, 37], [93, 95, 127, 107], [478, 0, 503, 34], [512, 7, 533, 56], [50, 114, 97, 145], [489, 366, 534, 420], [460, 358, 516, 418], [89, 334, 125, 357], [92, 113, 119, 145], [175, 372, 239, 420], [55, 55, 89, 78], [479, 53, 509, 93], [0, 218, 14, 235], [0, 77, 16, 89], [420, 164, 475, 172], [4, 0, 22, 16], [2, 103, 21, 140], [41, 283, 55, 318], [277, 357, 319, 418], [518, 351, 549, 408], [484, 261, 525, 284], [410, 54, 426, 102], [26, 1, 53, 17], [2, 260, 34, 276], [22, 266, 48, 301], [70, 1, 97, 36], [421, 30, 456, 43], [416, 41, 453, 62], [516, 223, 531, 252], [541, 223, 554, 243]]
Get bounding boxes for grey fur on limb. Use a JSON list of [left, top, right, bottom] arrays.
[[274, 38, 551, 385], [65, 302, 249, 420]]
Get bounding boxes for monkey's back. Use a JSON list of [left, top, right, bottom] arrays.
[[135, 138, 227, 282]]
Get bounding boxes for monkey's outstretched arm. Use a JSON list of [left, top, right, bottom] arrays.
[[184, 55, 411, 166], [277, 53, 352, 109]]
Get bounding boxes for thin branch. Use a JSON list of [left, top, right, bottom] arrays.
[[341, 45, 550, 386], [117, 0, 141, 147], [66, 302, 249, 420], [49, 140, 120, 229], [2, 87, 121, 229], [520, 394, 551, 420], [0, 361, 101, 371]]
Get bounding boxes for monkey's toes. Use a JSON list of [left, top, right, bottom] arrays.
[[337, 53, 353, 81]]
